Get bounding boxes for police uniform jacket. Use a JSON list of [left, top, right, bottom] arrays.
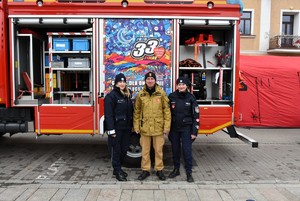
[[168, 90, 199, 136], [133, 84, 171, 136], [104, 87, 133, 132]]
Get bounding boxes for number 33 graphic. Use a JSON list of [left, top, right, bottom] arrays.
[[131, 39, 159, 58]]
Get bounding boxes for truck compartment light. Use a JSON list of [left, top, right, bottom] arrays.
[[42, 18, 64, 24], [36, 0, 43, 7], [15, 18, 92, 25], [208, 20, 231, 26], [182, 20, 233, 26], [121, 0, 128, 7], [207, 1, 214, 9], [182, 20, 206, 26], [66, 18, 92, 24]]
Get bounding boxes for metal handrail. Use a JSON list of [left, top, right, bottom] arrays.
[[269, 35, 300, 49]]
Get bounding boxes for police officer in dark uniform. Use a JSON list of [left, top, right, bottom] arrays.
[[168, 77, 199, 182], [104, 73, 133, 181]]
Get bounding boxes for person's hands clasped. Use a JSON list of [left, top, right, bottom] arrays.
[[164, 130, 169, 136]]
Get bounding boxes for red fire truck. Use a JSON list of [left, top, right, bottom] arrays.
[[0, 0, 244, 161]]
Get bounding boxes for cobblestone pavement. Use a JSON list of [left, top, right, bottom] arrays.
[[0, 128, 299, 201]]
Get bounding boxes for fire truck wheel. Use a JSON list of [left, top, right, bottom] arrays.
[[123, 133, 142, 168], [123, 133, 156, 168]]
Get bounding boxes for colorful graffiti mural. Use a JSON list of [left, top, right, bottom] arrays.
[[104, 19, 173, 96]]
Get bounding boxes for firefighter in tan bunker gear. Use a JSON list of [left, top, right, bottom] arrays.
[[133, 72, 171, 181]]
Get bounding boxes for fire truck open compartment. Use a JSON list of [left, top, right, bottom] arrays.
[[11, 18, 93, 106], [178, 20, 235, 105], [178, 19, 237, 134]]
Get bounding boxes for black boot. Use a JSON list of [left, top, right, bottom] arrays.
[[187, 173, 194, 183], [115, 173, 127, 181], [138, 171, 150, 181], [120, 169, 128, 177], [168, 168, 180, 178], [113, 169, 128, 177], [156, 170, 166, 181]]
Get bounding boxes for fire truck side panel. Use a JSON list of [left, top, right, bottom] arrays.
[[233, 27, 241, 123], [0, 1, 9, 107], [98, 98, 105, 134], [199, 106, 232, 134], [35, 106, 94, 134]]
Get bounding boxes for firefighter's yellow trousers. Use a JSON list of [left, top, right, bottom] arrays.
[[140, 134, 165, 171]]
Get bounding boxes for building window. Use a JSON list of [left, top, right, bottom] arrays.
[[281, 15, 294, 48], [240, 11, 252, 35], [282, 15, 294, 35]]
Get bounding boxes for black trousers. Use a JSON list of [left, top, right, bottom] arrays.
[[108, 129, 131, 173], [169, 127, 193, 174]]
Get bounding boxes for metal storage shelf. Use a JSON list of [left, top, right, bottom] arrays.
[[52, 68, 91, 71], [55, 91, 90, 96], [187, 43, 218, 47], [179, 67, 232, 70], [47, 32, 93, 104], [51, 51, 91, 54]]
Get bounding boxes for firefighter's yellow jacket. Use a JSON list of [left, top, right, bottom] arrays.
[[133, 84, 171, 136]]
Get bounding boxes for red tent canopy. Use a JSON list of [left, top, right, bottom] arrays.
[[236, 55, 300, 127]]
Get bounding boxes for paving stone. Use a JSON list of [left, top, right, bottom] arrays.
[[198, 184, 238, 189], [160, 183, 198, 190], [217, 189, 234, 201], [15, 188, 37, 201], [85, 189, 101, 201], [196, 189, 222, 201], [121, 182, 159, 190], [132, 190, 154, 201], [246, 188, 268, 201], [97, 189, 122, 201], [165, 189, 188, 201], [120, 190, 132, 201], [258, 188, 290, 201], [61, 188, 89, 201], [40, 183, 81, 189], [153, 190, 166, 201], [82, 184, 121, 189], [50, 189, 69, 201], [226, 188, 254, 201], [286, 187, 300, 197], [0, 188, 27, 201], [277, 187, 300, 201], [27, 188, 58, 201], [185, 189, 200, 201]]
